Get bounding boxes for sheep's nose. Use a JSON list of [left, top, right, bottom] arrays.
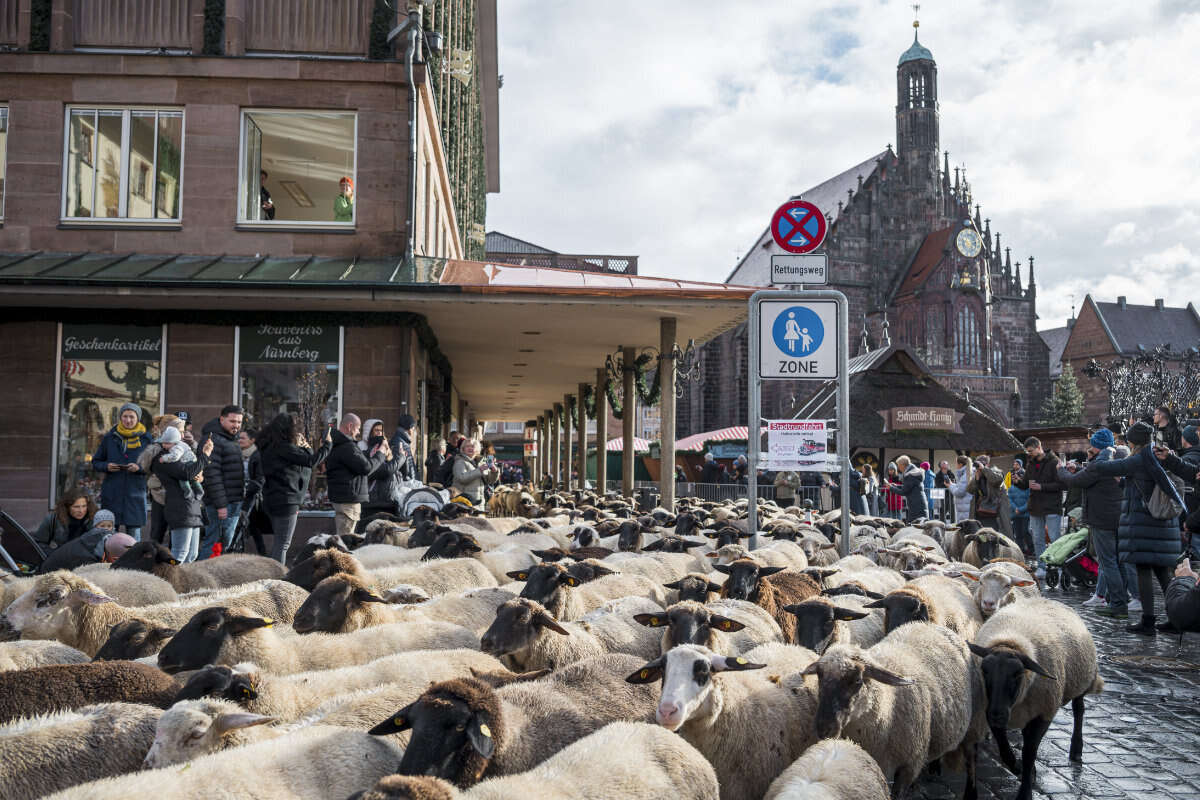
[[656, 702, 682, 729]]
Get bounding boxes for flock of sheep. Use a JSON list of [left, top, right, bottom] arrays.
[[0, 491, 1103, 800]]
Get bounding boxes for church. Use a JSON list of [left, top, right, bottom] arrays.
[[679, 21, 1051, 437]]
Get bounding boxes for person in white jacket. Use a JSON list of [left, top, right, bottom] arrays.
[[950, 454, 973, 523]]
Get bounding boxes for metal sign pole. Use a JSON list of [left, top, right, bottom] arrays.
[[748, 301, 762, 551]]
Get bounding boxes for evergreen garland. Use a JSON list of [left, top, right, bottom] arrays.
[[202, 0, 225, 55], [30, 0, 51, 51], [606, 353, 661, 420], [581, 384, 596, 420], [368, 0, 394, 60]]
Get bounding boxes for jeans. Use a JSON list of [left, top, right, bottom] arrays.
[[1030, 514, 1062, 560], [1011, 515, 1032, 556], [169, 526, 201, 563], [123, 526, 142, 542], [269, 513, 299, 564], [1091, 527, 1137, 607], [199, 501, 242, 559]]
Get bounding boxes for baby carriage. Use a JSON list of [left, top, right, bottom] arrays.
[[1039, 515, 1098, 590]]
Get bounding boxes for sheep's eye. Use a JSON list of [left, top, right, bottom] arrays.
[[455, 723, 466, 731], [189, 729, 206, 740]]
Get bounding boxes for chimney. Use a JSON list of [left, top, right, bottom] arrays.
[[1155, 298, 1164, 310], [1117, 296, 1127, 309]]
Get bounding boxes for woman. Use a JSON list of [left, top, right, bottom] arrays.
[[451, 439, 489, 506], [33, 489, 96, 553], [151, 428, 213, 563], [257, 413, 333, 563], [139, 414, 187, 545], [425, 438, 447, 485], [91, 403, 151, 541], [1089, 421, 1184, 634], [362, 418, 402, 515], [883, 462, 904, 519], [859, 463, 879, 516], [334, 177, 355, 222]]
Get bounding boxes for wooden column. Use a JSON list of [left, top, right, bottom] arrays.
[[595, 367, 609, 494], [563, 395, 575, 489], [659, 317, 677, 510], [577, 383, 589, 492], [622, 346, 637, 499], [551, 406, 561, 488]]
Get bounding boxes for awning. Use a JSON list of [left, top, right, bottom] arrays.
[[676, 426, 767, 452], [604, 436, 651, 453]]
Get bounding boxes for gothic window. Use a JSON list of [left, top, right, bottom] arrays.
[[991, 331, 1005, 375], [953, 304, 981, 367], [925, 308, 944, 363]]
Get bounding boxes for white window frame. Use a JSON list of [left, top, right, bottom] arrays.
[[59, 105, 185, 224], [236, 108, 358, 229], [0, 104, 8, 221]]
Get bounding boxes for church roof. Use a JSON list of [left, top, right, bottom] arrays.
[[1089, 297, 1200, 355], [894, 226, 954, 297], [899, 33, 934, 65], [1039, 326, 1071, 378]]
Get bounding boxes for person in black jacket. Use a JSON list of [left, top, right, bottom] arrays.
[[1153, 405, 1183, 452], [38, 511, 136, 573], [1161, 425, 1200, 516], [198, 405, 246, 560], [257, 413, 333, 563], [151, 429, 213, 563], [325, 413, 390, 538], [388, 414, 419, 483], [33, 489, 96, 553], [1014, 436, 1065, 570], [425, 438, 447, 484], [1167, 558, 1200, 633]]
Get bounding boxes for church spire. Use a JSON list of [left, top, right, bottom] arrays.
[[859, 316, 871, 355], [1027, 255, 1036, 295]]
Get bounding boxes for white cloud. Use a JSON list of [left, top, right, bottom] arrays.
[[1103, 222, 1138, 246]]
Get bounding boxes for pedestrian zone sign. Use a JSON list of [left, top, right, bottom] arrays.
[[758, 299, 839, 379]]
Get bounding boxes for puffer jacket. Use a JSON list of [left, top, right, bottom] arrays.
[[898, 464, 929, 521], [1090, 447, 1184, 567], [451, 453, 486, 506], [950, 465, 973, 521], [37, 526, 111, 574], [1166, 575, 1200, 632], [1056, 448, 1122, 531], [968, 464, 1012, 536], [1163, 444, 1200, 514], [388, 429, 418, 483], [33, 512, 92, 552], [325, 431, 388, 505], [200, 418, 245, 510]]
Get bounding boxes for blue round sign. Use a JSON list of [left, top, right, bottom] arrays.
[[772, 306, 824, 357]]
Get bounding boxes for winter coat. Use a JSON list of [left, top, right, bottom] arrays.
[[33, 512, 91, 552], [388, 429, 418, 483], [1014, 452, 1065, 517], [847, 469, 867, 515], [424, 451, 446, 484], [1165, 576, 1200, 632], [1006, 482, 1029, 518], [968, 464, 1012, 536], [883, 467, 904, 513], [700, 460, 722, 484], [152, 450, 209, 529], [922, 468, 935, 511], [367, 444, 404, 507], [259, 440, 333, 517], [1056, 448, 1122, 531], [451, 453, 486, 506], [1163, 445, 1200, 515], [325, 431, 388, 505], [1089, 447, 1184, 567], [774, 471, 800, 501], [37, 526, 113, 574], [91, 426, 151, 528], [200, 419, 246, 510], [898, 464, 929, 521], [950, 465, 973, 521]]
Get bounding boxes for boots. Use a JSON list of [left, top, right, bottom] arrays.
[[1126, 616, 1157, 635]]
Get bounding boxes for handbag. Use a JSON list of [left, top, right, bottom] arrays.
[[1145, 473, 1186, 520], [975, 486, 1001, 518]]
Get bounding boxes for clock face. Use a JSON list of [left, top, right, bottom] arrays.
[[956, 228, 983, 258]]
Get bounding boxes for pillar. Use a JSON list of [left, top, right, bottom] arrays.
[[622, 346, 637, 499], [50, 0, 74, 50], [550, 406, 561, 488], [539, 415, 549, 487], [577, 383, 589, 493], [563, 395, 575, 489], [595, 367, 609, 494], [659, 317, 677, 510]]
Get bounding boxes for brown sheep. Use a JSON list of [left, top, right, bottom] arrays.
[[112, 544, 285, 591], [713, 559, 821, 644], [0, 661, 178, 724]]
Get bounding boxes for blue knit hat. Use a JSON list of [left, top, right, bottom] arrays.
[[1089, 428, 1115, 450], [1183, 425, 1199, 446]]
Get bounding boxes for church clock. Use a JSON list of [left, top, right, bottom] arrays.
[[955, 227, 983, 258]]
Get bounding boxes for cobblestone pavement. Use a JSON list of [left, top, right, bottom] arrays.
[[911, 583, 1200, 800]]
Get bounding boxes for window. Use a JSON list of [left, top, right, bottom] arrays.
[[239, 110, 357, 226], [62, 107, 183, 221], [56, 324, 164, 505], [953, 305, 981, 367], [0, 106, 7, 219], [236, 325, 343, 510], [992, 332, 1005, 376]]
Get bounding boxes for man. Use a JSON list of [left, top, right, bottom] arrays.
[[1014, 436, 1065, 572], [259, 170, 276, 220], [199, 404, 246, 559], [435, 432, 463, 487], [325, 413, 390, 537], [967, 455, 1011, 537], [774, 469, 800, 505], [38, 511, 135, 573], [389, 414, 419, 483], [1161, 425, 1200, 516], [894, 455, 929, 522], [699, 452, 722, 484], [1166, 513, 1200, 632]]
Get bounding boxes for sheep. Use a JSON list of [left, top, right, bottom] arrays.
[[0, 639, 89, 671], [634, 598, 783, 656], [367, 653, 661, 787], [43, 725, 402, 800], [796, 535, 841, 566], [421, 530, 547, 583], [901, 561, 983, 590], [781, 594, 886, 654], [175, 648, 507, 722], [349, 721, 720, 800], [354, 543, 426, 569], [562, 558, 619, 584], [72, 563, 180, 606], [0, 661, 179, 724], [714, 559, 822, 644], [961, 561, 1039, 618], [802, 621, 985, 800], [0, 571, 33, 612], [111, 544, 286, 591], [480, 596, 663, 672], [1, 572, 309, 657], [363, 518, 414, 548], [961, 528, 1025, 568], [863, 573, 983, 639], [663, 572, 724, 603], [969, 599, 1104, 800], [603, 551, 700, 582], [509, 561, 668, 620], [142, 697, 279, 768], [824, 566, 906, 597], [832, 553, 878, 572], [156, 605, 478, 675], [285, 547, 497, 596], [625, 642, 819, 800], [0, 702, 162, 800], [763, 738, 890, 800], [705, 541, 808, 571]]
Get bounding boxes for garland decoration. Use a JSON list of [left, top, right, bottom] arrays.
[[605, 352, 661, 419], [581, 384, 596, 420]]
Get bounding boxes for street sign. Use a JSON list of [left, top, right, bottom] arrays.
[[770, 254, 828, 285], [770, 200, 827, 254], [757, 298, 840, 379]]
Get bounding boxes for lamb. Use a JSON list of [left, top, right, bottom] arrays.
[[510, 561, 668, 620], [480, 596, 663, 672], [762, 738, 890, 800], [626, 642, 819, 800], [1, 572, 309, 657], [781, 594, 886, 654], [962, 561, 1038, 617], [802, 621, 985, 800], [349, 721, 720, 800], [72, 563, 180, 606], [0, 639, 90, 671], [285, 547, 497, 595], [155, 605, 479, 675], [0, 571, 33, 612], [142, 697, 280, 767], [175, 648, 507, 722], [93, 617, 185, 662], [863, 573, 983, 639], [111, 543, 285, 591], [634, 598, 783, 656], [367, 653, 661, 787], [0, 661, 178, 723], [42, 725, 402, 800], [961, 528, 1025, 568], [363, 517, 414, 547], [969, 599, 1104, 800], [663, 572, 724, 603], [0, 702, 162, 800], [714, 559, 822, 644]]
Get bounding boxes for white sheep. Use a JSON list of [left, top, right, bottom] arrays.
[[781, 594, 886, 654], [0, 639, 90, 671], [635, 598, 783, 656], [961, 561, 1038, 617], [704, 541, 808, 571], [960, 529, 1024, 567], [602, 551, 699, 583], [508, 561, 668, 620], [864, 573, 982, 639], [763, 737, 890, 800]]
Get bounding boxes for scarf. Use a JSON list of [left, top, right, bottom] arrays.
[[115, 422, 147, 451]]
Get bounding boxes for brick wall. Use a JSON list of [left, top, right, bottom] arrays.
[[342, 326, 411, 435], [0, 321, 57, 527], [165, 324, 235, 425]]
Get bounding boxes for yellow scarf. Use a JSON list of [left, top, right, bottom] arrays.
[[116, 422, 147, 450]]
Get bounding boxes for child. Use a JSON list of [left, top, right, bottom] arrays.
[[156, 427, 201, 500]]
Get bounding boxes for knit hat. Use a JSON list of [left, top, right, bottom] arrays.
[[118, 402, 142, 418], [1183, 425, 1199, 446], [919, 461, 930, 470], [94, 509, 116, 527], [103, 532, 136, 558], [397, 414, 417, 431], [157, 426, 182, 445], [1089, 428, 1115, 450], [1125, 421, 1153, 446]]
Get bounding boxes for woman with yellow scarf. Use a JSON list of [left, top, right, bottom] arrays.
[[91, 402, 152, 541]]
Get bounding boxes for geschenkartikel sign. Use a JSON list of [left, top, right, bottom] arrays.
[[239, 324, 339, 363], [878, 406, 965, 434], [62, 324, 163, 361]]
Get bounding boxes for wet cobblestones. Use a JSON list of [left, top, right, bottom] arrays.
[[911, 584, 1200, 800]]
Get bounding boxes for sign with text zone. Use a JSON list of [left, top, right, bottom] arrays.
[[757, 299, 839, 379]]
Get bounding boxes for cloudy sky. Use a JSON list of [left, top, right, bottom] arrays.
[[487, 1, 1200, 331]]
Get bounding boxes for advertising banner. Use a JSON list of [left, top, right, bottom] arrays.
[[764, 419, 836, 472]]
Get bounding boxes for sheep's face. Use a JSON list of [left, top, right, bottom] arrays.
[[422, 531, 482, 562], [634, 602, 744, 652], [175, 664, 259, 704], [562, 560, 615, 584], [704, 526, 743, 548], [157, 606, 274, 674], [972, 572, 1033, 617], [852, 540, 881, 563], [784, 600, 869, 654], [480, 599, 567, 657], [663, 575, 721, 603], [567, 526, 598, 548], [293, 575, 386, 634], [93, 618, 176, 661], [110, 541, 178, 573], [968, 644, 1052, 728], [408, 521, 450, 549], [284, 548, 361, 591], [968, 533, 1000, 562], [625, 644, 764, 730], [410, 506, 439, 528], [512, 563, 577, 608], [899, 546, 943, 573], [364, 523, 406, 547], [707, 545, 748, 567], [803, 649, 914, 739], [712, 560, 785, 601], [143, 700, 274, 768], [1, 575, 108, 644], [863, 592, 928, 633], [615, 521, 644, 552], [674, 513, 702, 537], [372, 691, 496, 785]]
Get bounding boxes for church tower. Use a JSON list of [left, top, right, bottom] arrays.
[[895, 14, 940, 194]]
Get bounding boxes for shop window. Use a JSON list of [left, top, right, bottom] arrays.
[[62, 107, 183, 221], [239, 110, 356, 225], [236, 325, 343, 510], [0, 106, 7, 220], [56, 324, 164, 505]]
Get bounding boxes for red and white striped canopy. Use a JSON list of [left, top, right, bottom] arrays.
[[675, 426, 767, 453], [604, 436, 651, 453]]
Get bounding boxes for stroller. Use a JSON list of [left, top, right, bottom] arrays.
[[1039, 514, 1098, 590]]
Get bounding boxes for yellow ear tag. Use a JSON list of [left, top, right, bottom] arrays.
[[394, 716, 405, 726], [262, 618, 274, 628], [735, 657, 747, 665], [649, 617, 659, 625], [640, 669, 650, 679], [478, 723, 492, 738], [242, 687, 252, 697]]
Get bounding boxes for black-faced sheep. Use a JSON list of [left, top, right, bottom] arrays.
[[633, 598, 782, 656], [714, 559, 822, 645], [863, 574, 983, 639], [509, 561, 667, 620]]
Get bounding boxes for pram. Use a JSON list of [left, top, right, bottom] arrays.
[[1039, 517, 1098, 590]]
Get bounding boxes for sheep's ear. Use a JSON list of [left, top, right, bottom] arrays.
[[921, 546, 937, 552], [705, 581, 723, 594], [227, 615, 274, 635], [149, 626, 177, 643], [633, 613, 668, 628], [709, 615, 745, 632], [712, 655, 766, 673], [832, 607, 869, 621], [662, 579, 684, 590], [820, 543, 839, 550], [352, 587, 387, 605], [625, 656, 665, 684], [1010, 579, 1035, 588], [862, 598, 888, 609], [801, 662, 820, 676], [959, 569, 981, 581], [534, 611, 570, 636], [862, 662, 914, 686], [369, 702, 415, 736], [641, 540, 665, 551], [703, 530, 720, 539], [467, 710, 497, 758], [506, 570, 529, 581], [681, 539, 708, 548], [967, 643, 992, 659], [758, 566, 787, 577], [704, 552, 719, 559], [781, 604, 806, 616], [559, 574, 581, 587], [213, 712, 275, 735], [1018, 654, 1057, 680], [711, 564, 732, 575], [72, 589, 115, 606], [155, 548, 179, 565]]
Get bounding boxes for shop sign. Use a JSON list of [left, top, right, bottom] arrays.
[[878, 406, 964, 434], [523, 442, 538, 457], [764, 419, 836, 472], [709, 442, 747, 460], [62, 324, 162, 361], [239, 324, 339, 363]]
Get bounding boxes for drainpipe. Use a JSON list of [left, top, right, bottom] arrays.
[[390, 9, 423, 270]]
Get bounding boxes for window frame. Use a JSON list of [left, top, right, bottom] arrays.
[[0, 104, 8, 221], [235, 108, 358, 230], [59, 105, 186, 225]]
